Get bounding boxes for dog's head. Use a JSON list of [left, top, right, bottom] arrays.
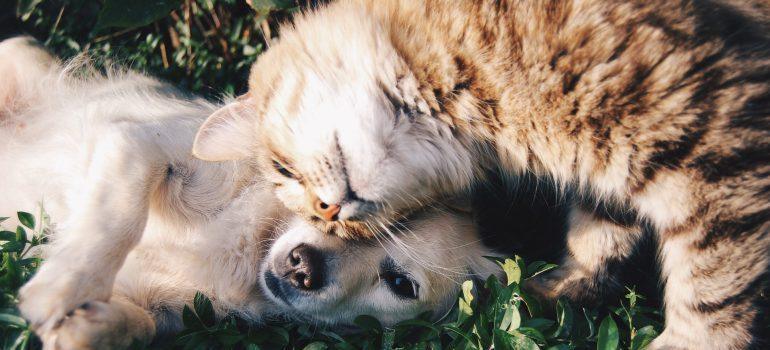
[[260, 210, 501, 327]]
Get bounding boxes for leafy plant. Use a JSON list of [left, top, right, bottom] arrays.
[[1, 210, 48, 350], [8, 0, 302, 98]]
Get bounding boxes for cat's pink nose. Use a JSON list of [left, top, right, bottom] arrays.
[[313, 198, 341, 221]]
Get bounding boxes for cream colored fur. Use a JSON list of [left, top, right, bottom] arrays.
[[0, 37, 501, 349]]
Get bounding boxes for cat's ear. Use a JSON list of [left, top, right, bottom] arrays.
[[192, 96, 257, 161], [0, 36, 58, 114]]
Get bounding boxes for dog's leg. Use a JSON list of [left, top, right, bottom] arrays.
[[19, 125, 166, 334], [525, 203, 644, 305], [40, 297, 156, 350]]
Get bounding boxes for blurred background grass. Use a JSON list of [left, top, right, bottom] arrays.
[[1, 0, 321, 98]]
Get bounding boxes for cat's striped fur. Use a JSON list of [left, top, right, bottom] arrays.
[[193, 1, 770, 348]]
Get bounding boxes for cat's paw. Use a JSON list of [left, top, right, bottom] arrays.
[[523, 269, 604, 308], [18, 264, 111, 334], [645, 332, 689, 350], [38, 301, 152, 350]]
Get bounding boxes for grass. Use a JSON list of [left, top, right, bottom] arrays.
[[4, 0, 299, 98], [0, 211, 663, 349], [2, 1, 664, 348]]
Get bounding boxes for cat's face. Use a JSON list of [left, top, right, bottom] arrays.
[[193, 25, 477, 238]]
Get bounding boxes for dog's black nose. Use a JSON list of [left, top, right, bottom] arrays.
[[281, 244, 325, 291]]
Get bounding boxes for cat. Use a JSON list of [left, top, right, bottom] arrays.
[[0, 36, 501, 349], [192, 1, 770, 348]]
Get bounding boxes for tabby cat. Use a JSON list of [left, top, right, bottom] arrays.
[[193, 1, 770, 348]]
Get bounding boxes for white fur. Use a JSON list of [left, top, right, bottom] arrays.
[[0, 37, 501, 349]]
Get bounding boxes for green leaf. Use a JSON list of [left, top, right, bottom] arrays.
[[493, 329, 516, 350], [582, 307, 599, 339], [494, 329, 540, 350], [0, 217, 8, 224], [0, 313, 27, 327], [94, 0, 182, 32], [16, 212, 34, 230], [458, 280, 475, 322], [545, 345, 570, 350], [265, 326, 290, 346], [215, 328, 244, 346], [458, 298, 474, 322], [11, 329, 32, 350], [181, 305, 204, 330], [18, 257, 40, 267], [303, 341, 328, 350], [517, 327, 547, 345], [552, 298, 574, 339], [354, 315, 383, 334], [15, 226, 26, 243], [462, 280, 474, 303], [16, 0, 42, 20], [2, 240, 25, 253], [499, 259, 521, 285], [500, 306, 521, 332], [394, 318, 442, 334], [630, 325, 658, 350], [0, 231, 16, 241], [248, 0, 294, 14], [526, 262, 558, 278], [1, 254, 22, 289], [523, 318, 555, 332], [597, 316, 620, 350], [521, 289, 543, 318], [193, 292, 215, 327], [382, 328, 395, 349]]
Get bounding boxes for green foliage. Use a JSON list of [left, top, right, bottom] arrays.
[[1, 211, 48, 350], [10, 0, 299, 97]]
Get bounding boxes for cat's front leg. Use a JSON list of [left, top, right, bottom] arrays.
[[18, 126, 164, 334], [649, 221, 769, 350], [39, 297, 155, 350], [525, 203, 644, 306]]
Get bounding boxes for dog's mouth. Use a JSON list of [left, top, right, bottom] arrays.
[[263, 270, 295, 306]]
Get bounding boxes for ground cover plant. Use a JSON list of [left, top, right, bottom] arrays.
[[1, 1, 664, 348]]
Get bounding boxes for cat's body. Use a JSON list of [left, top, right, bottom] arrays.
[[193, 1, 770, 348]]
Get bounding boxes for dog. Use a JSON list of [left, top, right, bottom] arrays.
[[0, 36, 501, 349]]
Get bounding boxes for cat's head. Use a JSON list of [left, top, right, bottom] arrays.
[[193, 4, 480, 238]]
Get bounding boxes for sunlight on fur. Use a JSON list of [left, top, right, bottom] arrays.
[[0, 36, 501, 349]]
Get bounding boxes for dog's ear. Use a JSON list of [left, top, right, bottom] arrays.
[[0, 36, 58, 115], [193, 95, 257, 161]]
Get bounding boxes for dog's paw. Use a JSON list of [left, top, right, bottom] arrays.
[[39, 301, 150, 350], [18, 265, 110, 333]]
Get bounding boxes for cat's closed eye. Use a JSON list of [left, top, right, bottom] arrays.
[[272, 159, 299, 179]]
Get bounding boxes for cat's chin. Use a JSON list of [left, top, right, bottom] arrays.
[[306, 216, 376, 240], [306, 205, 433, 240]]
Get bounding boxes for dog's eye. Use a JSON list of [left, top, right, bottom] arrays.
[[381, 270, 419, 299], [272, 159, 298, 179]]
